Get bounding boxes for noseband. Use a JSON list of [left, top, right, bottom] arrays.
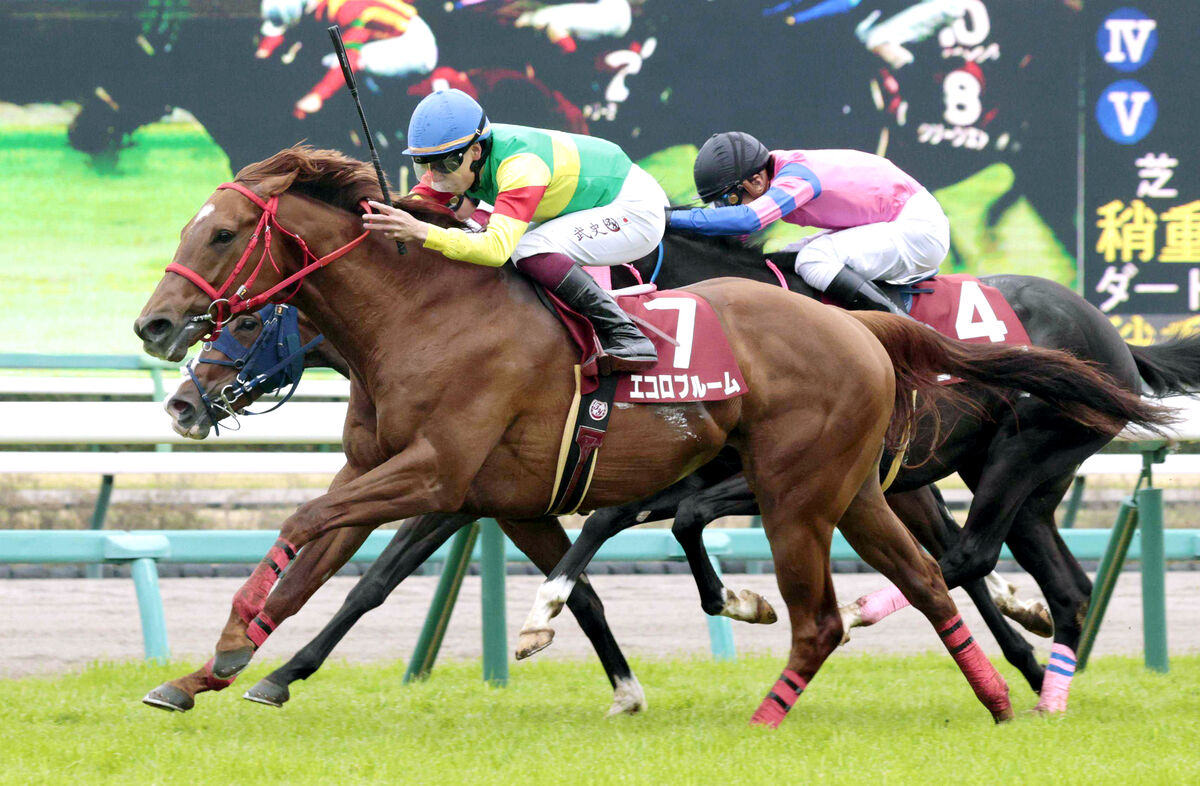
[[185, 304, 324, 434], [166, 181, 373, 338]]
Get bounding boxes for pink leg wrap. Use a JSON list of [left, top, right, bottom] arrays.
[[233, 538, 296, 624], [1034, 643, 1076, 714], [856, 585, 911, 625], [246, 612, 279, 649], [938, 614, 1011, 717], [203, 657, 236, 691], [749, 669, 807, 728]]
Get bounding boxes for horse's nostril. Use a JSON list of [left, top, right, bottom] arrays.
[[169, 398, 196, 425], [136, 316, 176, 342], [145, 318, 173, 339]]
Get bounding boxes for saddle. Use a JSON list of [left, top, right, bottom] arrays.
[[532, 282, 749, 515]]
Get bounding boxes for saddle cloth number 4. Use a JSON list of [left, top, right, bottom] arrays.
[[954, 280, 1007, 343]]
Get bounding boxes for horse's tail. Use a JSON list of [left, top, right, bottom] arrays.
[[1128, 334, 1200, 396], [849, 313, 1176, 443]]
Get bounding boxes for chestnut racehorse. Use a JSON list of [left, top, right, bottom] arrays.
[[133, 147, 1159, 726]]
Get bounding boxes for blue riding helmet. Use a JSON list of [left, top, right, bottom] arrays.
[[403, 89, 492, 174]]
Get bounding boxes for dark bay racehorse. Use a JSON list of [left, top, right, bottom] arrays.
[[134, 147, 1164, 726], [534, 236, 1200, 712]]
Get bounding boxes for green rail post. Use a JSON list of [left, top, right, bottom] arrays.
[[1077, 496, 1138, 671], [705, 555, 736, 661], [1060, 476, 1087, 529], [1078, 443, 1169, 672], [1137, 486, 1169, 672], [480, 519, 509, 686], [404, 522, 480, 683], [85, 474, 115, 579], [130, 557, 170, 662]]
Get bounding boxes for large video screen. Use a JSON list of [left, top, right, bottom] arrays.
[[1, 0, 1082, 353], [1083, 0, 1200, 344]]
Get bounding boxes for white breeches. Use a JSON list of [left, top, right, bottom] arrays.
[[790, 187, 950, 290], [323, 17, 438, 78], [528, 0, 633, 41], [511, 165, 668, 267]]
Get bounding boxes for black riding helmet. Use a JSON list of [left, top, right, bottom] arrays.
[[693, 132, 772, 204]]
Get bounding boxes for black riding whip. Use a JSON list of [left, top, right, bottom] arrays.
[[327, 24, 406, 255]]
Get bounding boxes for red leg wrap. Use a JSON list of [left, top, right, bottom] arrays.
[[938, 614, 1011, 716], [233, 538, 297, 623], [203, 657, 236, 690], [246, 612, 278, 649], [749, 669, 807, 728]]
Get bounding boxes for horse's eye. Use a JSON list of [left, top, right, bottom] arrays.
[[236, 318, 258, 332], [212, 229, 235, 245]]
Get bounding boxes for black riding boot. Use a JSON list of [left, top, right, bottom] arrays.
[[823, 266, 911, 318], [552, 264, 658, 374]]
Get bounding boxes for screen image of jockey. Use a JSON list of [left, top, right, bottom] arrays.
[[257, 0, 438, 118], [361, 89, 665, 372], [514, 0, 634, 53], [668, 132, 949, 316], [853, 0, 968, 70]]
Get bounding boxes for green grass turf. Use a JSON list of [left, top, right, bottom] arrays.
[[0, 123, 1075, 355], [0, 654, 1195, 784]]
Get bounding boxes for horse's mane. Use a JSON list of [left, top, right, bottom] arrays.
[[235, 145, 464, 229], [664, 228, 774, 270]]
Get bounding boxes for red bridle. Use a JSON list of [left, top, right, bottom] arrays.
[[165, 181, 373, 337]]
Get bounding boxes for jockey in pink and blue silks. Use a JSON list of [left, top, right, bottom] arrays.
[[668, 132, 950, 316]]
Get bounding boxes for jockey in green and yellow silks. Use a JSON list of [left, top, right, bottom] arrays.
[[362, 89, 665, 373]]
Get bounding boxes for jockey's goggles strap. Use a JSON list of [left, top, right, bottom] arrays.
[[708, 187, 744, 208], [163, 182, 373, 337]]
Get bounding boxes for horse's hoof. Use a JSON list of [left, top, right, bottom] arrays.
[[745, 590, 778, 624], [719, 588, 778, 624], [992, 704, 1016, 724], [1012, 602, 1055, 639], [212, 647, 255, 679], [837, 601, 861, 646], [1031, 697, 1068, 716], [142, 683, 194, 712], [515, 628, 554, 660], [605, 676, 647, 717], [243, 679, 289, 708]]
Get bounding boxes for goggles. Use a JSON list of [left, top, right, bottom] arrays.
[[411, 112, 488, 178], [707, 185, 746, 208]]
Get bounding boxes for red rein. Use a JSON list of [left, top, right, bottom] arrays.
[[165, 182, 373, 337]]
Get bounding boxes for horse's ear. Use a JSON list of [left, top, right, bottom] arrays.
[[249, 171, 299, 198]]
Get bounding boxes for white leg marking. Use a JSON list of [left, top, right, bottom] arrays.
[[521, 574, 575, 633], [606, 675, 647, 717]]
